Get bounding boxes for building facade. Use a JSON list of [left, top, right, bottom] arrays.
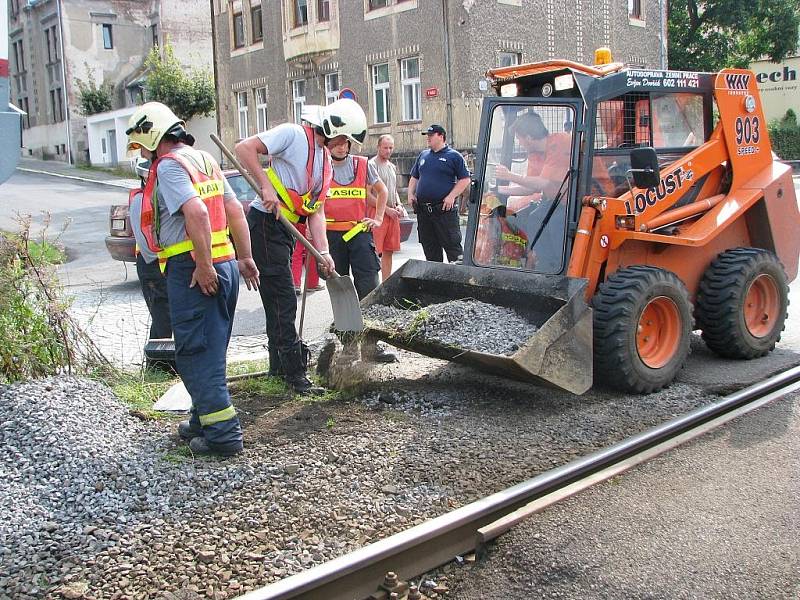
[[7, 0, 213, 163], [211, 0, 666, 172]]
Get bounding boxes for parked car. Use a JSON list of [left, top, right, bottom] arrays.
[[105, 170, 414, 262]]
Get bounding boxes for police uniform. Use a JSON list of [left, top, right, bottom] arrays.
[[410, 144, 470, 262]]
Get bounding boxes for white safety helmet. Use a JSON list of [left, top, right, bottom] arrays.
[[133, 157, 151, 181], [301, 98, 367, 145]]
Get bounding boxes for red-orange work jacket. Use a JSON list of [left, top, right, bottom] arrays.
[[325, 155, 369, 235], [140, 147, 235, 272]]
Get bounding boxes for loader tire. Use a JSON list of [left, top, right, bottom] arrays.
[[593, 266, 692, 394], [696, 248, 788, 359]]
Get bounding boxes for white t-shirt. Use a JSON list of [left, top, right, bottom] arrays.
[[251, 123, 329, 213]]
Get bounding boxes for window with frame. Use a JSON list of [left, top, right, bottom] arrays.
[[324, 73, 340, 105], [628, 0, 642, 20], [12, 40, 25, 72], [102, 24, 113, 50], [233, 12, 245, 48], [292, 80, 306, 124], [255, 87, 268, 132], [294, 0, 309, 26], [400, 57, 421, 122], [18, 97, 30, 128], [372, 63, 390, 124], [498, 52, 521, 68], [237, 91, 249, 139], [317, 0, 330, 21], [368, 0, 389, 8], [251, 5, 263, 41], [50, 88, 64, 122]]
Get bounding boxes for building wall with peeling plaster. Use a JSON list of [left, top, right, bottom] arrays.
[[8, 0, 214, 163]]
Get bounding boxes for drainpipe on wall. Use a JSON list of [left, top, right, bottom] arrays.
[[56, 0, 73, 164], [659, 0, 667, 69], [208, 0, 223, 162], [441, 0, 454, 146]]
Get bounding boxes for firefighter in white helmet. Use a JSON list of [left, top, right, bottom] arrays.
[[235, 99, 374, 392], [306, 100, 397, 362], [127, 101, 259, 457]]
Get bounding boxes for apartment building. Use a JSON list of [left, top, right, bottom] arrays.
[[7, 0, 213, 163], [211, 0, 666, 169]]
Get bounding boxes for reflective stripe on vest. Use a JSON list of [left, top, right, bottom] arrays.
[[199, 404, 237, 426], [157, 228, 235, 272], [264, 125, 332, 220], [326, 155, 368, 232]]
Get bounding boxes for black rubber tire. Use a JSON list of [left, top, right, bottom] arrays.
[[593, 266, 693, 394], [696, 248, 788, 359]]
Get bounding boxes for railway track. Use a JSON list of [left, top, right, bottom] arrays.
[[238, 365, 800, 600]]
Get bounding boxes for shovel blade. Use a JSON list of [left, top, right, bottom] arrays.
[[327, 274, 364, 332]]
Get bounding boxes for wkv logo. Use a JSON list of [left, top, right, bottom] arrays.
[[725, 73, 750, 90]]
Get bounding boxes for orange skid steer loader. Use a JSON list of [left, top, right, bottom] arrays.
[[361, 54, 800, 395]]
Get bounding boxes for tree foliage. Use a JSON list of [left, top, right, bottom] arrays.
[[75, 70, 113, 116], [769, 109, 800, 160], [668, 0, 800, 71], [144, 44, 216, 122]]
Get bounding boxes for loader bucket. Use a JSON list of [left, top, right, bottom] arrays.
[[361, 260, 593, 395]]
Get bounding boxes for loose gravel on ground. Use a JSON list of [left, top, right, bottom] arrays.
[[2, 340, 797, 599], [363, 299, 538, 355]]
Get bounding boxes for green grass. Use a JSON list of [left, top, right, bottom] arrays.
[[230, 374, 287, 398], [77, 164, 136, 179], [163, 445, 193, 463], [226, 359, 267, 377], [27, 238, 67, 265], [102, 368, 178, 418], [0, 231, 67, 265]]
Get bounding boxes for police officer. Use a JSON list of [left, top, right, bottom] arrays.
[[407, 124, 471, 263], [126, 102, 259, 457], [235, 102, 372, 392]]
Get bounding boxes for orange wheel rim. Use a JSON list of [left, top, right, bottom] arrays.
[[744, 274, 779, 338], [637, 296, 681, 369]]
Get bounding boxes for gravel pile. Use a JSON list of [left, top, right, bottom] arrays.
[[0, 341, 782, 599], [363, 299, 538, 355]]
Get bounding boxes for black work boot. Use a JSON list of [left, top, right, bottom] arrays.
[[177, 419, 202, 441], [189, 436, 243, 457], [268, 345, 285, 379], [362, 340, 398, 363], [286, 374, 326, 396]]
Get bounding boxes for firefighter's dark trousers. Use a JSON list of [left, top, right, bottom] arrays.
[[165, 254, 242, 449], [247, 208, 307, 381], [136, 253, 172, 340], [326, 229, 380, 300]]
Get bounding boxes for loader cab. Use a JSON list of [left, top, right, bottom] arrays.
[[466, 63, 717, 275]]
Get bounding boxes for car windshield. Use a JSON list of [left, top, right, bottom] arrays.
[[225, 173, 258, 202], [472, 104, 575, 274]]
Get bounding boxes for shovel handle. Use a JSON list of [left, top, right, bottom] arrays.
[[210, 133, 331, 268]]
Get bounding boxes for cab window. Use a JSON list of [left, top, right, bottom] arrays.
[[473, 103, 575, 274]]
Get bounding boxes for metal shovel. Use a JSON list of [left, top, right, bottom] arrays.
[[211, 134, 364, 332]]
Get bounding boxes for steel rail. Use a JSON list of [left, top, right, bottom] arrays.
[[238, 365, 800, 600]]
